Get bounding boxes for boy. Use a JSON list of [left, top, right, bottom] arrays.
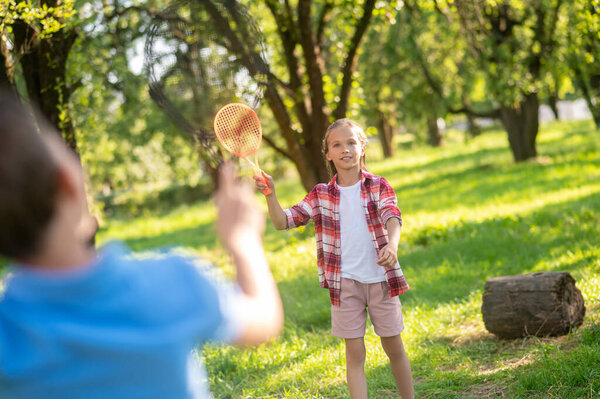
[[0, 93, 283, 398]]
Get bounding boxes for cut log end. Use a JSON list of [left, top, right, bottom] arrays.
[[481, 272, 586, 339]]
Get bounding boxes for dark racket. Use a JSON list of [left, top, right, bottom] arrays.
[[144, 0, 271, 169]]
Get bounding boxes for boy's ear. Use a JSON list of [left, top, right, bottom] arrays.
[[55, 164, 80, 199]]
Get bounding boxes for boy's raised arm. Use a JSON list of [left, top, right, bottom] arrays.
[[215, 164, 283, 345]]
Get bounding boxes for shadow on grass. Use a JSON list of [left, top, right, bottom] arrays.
[[108, 184, 598, 329], [207, 328, 346, 398], [398, 190, 600, 309], [85, 121, 599, 399], [97, 173, 598, 321], [395, 155, 596, 217], [405, 318, 600, 399], [377, 145, 509, 180]]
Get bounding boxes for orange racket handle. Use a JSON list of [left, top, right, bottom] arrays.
[[255, 170, 271, 196]]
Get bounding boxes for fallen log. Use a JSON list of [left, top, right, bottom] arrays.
[[481, 271, 585, 339]]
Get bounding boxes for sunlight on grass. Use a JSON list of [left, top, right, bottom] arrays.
[[98, 119, 600, 398], [99, 202, 216, 242]]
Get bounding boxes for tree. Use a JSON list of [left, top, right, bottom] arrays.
[[451, 0, 564, 161], [0, 0, 79, 151], [69, 0, 208, 194], [566, 0, 600, 128], [202, 0, 378, 190], [411, 3, 502, 126], [359, 1, 498, 153], [358, 4, 404, 156]]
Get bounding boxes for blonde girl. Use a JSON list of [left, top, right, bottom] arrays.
[[256, 119, 414, 399]]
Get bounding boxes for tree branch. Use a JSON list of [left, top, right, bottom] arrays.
[[264, 0, 310, 127], [543, 0, 564, 57], [297, 0, 327, 119], [202, 1, 304, 166], [268, 73, 296, 97], [105, 4, 188, 25], [405, 8, 500, 120], [333, 0, 376, 119], [432, 0, 453, 23], [261, 134, 294, 160], [316, 0, 334, 51], [446, 105, 501, 119]]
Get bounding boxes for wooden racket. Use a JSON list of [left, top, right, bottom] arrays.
[[213, 103, 271, 195]]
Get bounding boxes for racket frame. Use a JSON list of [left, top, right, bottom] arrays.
[[213, 103, 271, 195]]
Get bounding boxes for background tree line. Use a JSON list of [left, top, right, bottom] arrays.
[[1, 0, 598, 198]]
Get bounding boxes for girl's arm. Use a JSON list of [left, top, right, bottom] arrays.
[[385, 217, 401, 248], [376, 177, 403, 268], [377, 217, 401, 268], [254, 172, 288, 230]]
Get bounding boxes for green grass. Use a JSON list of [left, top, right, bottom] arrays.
[[97, 119, 600, 398]]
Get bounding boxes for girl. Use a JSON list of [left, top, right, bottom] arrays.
[[255, 118, 414, 399]]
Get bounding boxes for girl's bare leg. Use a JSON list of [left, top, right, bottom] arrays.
[[380, 334, 414, 399], [345, 337, 368, 399]]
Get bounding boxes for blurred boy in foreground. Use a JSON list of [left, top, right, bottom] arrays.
[[0, 93, 283, 398]]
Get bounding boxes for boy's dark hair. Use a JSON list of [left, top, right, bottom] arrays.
[[0, 93, 59, 259]]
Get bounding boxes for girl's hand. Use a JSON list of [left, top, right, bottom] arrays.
[[376, 243, 398, 268], [254, 171, 275, 196]]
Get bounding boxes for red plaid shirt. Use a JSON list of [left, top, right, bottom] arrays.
[[284, 171, 409, 306]]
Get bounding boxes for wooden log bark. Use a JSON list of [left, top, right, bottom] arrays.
[[482, 272, 585, 339]]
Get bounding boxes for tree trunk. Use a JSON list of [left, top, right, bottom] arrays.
[[426, 117, 442, 147], [499, 92, 539, 162], [376, 110, 394, 158], [482, 272, 585, 339], [583, 76, 600, 129], [589, 74, 600, 129], [305, 111, 332, 183], [12, 20, 79, 152], [466, 112, 481, 137], [570, 64, 600, 129], [0, 41, 15, 90], [590, 103, 600, 130], [548, 93, 559, 120], [262, 91, 328, 190], [587, 99, 600, 129], [203, 0, 375, 191]]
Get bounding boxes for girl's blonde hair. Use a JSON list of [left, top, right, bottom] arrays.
[[321, 118, 368, 178]]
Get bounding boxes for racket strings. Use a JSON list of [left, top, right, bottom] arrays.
[[214, 105, 262, 158]]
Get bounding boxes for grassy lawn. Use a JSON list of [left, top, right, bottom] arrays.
[[98, 120, 600, 398]]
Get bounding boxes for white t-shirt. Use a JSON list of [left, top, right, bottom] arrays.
[[338, 181, 386, 283]]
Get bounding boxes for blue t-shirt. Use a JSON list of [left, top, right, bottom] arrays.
[[0, 242, 243, 399]]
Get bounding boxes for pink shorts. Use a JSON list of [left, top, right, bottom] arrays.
[[331, 278, 404, 339]]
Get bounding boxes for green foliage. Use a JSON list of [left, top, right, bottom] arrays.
[[448, 0, 564, 105], [564, 0, 600, 125], [97, 119, 600, 398], [99, 181, 212, 218], [566, 1, 600, 68], [69, 0, 205, 196], [514, 336, 600, 398], [0, 0, 77, 38]]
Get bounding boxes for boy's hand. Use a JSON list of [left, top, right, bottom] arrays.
[[253, 171, 274, 196], [376, 243, 398, 268], [214, 163, 265, 252]]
